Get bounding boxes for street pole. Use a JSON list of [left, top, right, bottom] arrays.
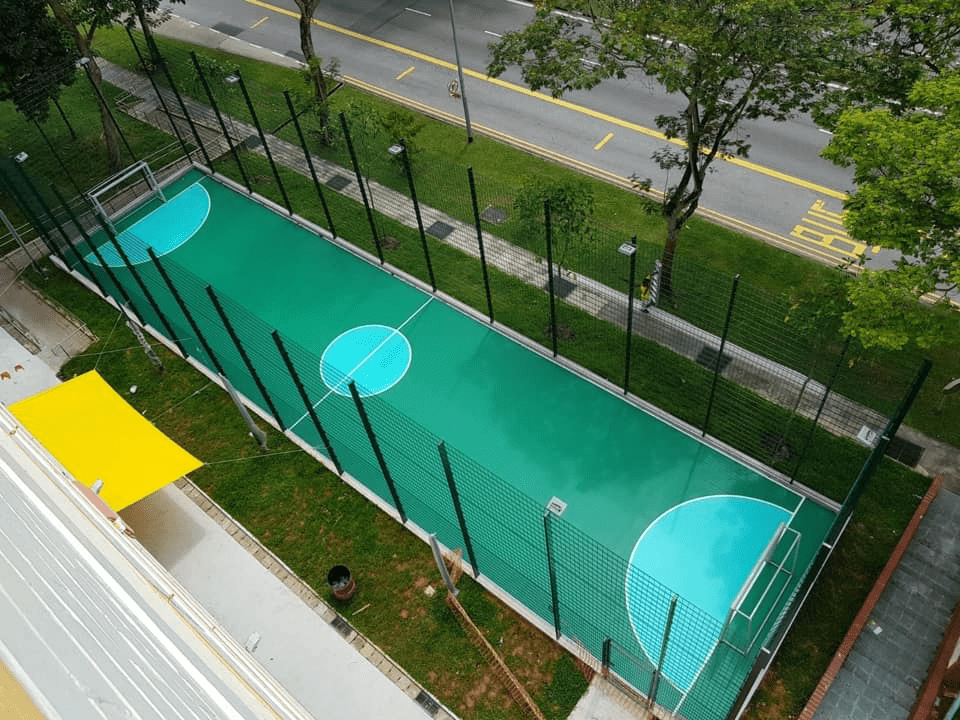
[[448, 0, 474, 143]]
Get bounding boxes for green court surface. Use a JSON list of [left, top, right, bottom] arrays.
[[77, 169, 837, 719]]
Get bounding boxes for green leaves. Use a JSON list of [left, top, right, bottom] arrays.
[[0, 0, 78, 121]]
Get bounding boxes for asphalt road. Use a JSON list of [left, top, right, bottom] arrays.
[[161, 0, 891, 269]]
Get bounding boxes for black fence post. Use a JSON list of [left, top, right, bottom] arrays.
[[791, 336, 852, 481], [0, 166, 57, 261], [79, 57, 136, 163], [7, 161, 71, 264], [648, 595, 678, 708], [542, 509, 562, 640], [467, 167, 494, 323], [52, 97, 77, 141], [339, 111, 383, 263], [125, 25, 192, 162], [272, 329, 343, 474], [828, 358, 932, 547], [702, 273, 740, 437], [601, 638, 612, 677], [157, 55, 213, 169], [49, 184, 109, 297], [392, 139, 435, 291], [63, 206, 140, 318], [544, 200, 558, 358], [149, 249, 225, 375], [229, 69, 291, 214], [192, 53, 251, 192], [97, 221, 187, 358], [437, 441, 480, 579], [283, 91, 336, 237], [349, 381, 407, 523], [206, 285, 286, 430], [623, 237, 638, 394], [33, 121, 82, 196]]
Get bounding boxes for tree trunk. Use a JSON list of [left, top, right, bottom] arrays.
[[298, 2, 331, 138], [133, 0, 163, 69], [47, 0, 121, 171], [299, 12, 326, 103], [660, 211, 681, 300]]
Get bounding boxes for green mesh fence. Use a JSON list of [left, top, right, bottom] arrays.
[[5, 28, 935, 720]]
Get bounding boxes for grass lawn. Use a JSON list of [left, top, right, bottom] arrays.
[[4, 23, 947, 719], [39, 262, 588, 720]]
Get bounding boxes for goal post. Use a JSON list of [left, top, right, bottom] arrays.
[[721, 522, 802, 653], [86, 160, 165, 229]]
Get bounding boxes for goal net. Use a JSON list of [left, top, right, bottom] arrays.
[[720, 522, 802, 653], [86, 160, 165, 231]]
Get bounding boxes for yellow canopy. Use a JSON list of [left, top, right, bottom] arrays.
[[10, 371, 202, 511]]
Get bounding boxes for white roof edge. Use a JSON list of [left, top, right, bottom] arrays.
[[0, 404, 316, 720]]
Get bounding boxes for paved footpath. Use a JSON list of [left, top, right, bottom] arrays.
[[808, 485, 960, 720]]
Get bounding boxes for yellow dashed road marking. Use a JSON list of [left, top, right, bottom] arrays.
[[594, 132, 614, 151]]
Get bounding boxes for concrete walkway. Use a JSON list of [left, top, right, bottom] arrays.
[[808, 485, 960, 720]]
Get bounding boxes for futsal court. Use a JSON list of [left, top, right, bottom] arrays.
[[73, 166, 838, 719]]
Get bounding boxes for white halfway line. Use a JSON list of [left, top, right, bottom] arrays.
[[287, 296, 434, 433]]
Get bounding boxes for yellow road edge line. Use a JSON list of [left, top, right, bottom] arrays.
[[250, 15, 270, 30], [245, 0, 848, 200], [396, 66, 415, 81], [346, 74, 854, 270], [594, 132, 614, 151]]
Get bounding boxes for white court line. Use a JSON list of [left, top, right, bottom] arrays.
[[286, 296, 434, 433], [405, 7, 431, 16]]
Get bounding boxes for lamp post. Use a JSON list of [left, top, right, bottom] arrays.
[[226, 71, 292, 214], [388, 141, 435, 291], [448, 0, 473, 143]]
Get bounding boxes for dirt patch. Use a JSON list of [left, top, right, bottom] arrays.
[[742, 674, 794, 720]]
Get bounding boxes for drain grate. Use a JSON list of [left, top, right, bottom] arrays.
[[696, 345, 732, 372], [212, 22, 244, 37], [479, 205, 507, 224], [415, 690, 441, 717], [326, 174, 351, 191], [885, 436, 923, 468], [426, 221, 454, 239], [330, 614, 353, 638], [546, 274, 577, 299]]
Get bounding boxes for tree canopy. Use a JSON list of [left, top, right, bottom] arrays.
[[0, 0, 78, 122], [822, 71, 960, 350], [488, 0, 862, 296]]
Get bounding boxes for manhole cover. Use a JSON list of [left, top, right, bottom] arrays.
[[426, 221, 454, 239], [480, 205, 507, 224], [326, 174, 351, 191]]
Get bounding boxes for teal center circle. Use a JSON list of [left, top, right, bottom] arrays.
[[625, 495, 791, 692], [320, 325, 412, 397]]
